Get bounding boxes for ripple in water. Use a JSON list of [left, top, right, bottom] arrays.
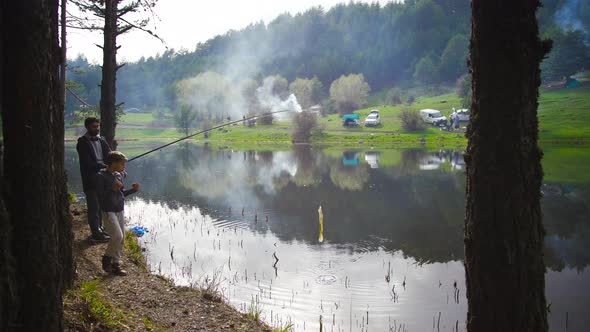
[[315, 275, 337, 285]]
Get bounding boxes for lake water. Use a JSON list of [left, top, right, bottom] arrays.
[[65, 143, 590, 331]]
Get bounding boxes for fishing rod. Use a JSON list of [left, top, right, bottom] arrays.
[[127, 109, 293, 162]]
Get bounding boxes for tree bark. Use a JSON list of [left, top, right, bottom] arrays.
[[60, 0, 67, 107], [1, 0, 73, 330], [59, 0, 75, 290], [100, 0, 119, 149], [465, 1, 552, 331]]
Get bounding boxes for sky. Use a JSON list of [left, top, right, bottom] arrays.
[[67, 0, 394, 64]]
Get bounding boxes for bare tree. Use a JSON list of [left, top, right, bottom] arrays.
[[69, 0, 162, 148], [465, 1, 552, 331]]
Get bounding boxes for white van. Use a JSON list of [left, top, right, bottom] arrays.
[[364, 113, 380, 126], [419, 109, 447, 126]]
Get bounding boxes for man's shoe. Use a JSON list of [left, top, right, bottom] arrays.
[[99, 227, 110, 237], [111, 263, 128, 276], [91, 233, 110, 243], [101, 256, 113, 273]]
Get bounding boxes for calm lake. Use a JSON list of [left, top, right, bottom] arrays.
[[65, 143, 590, 331]]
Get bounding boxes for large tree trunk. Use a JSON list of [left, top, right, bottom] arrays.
[[59, 0, 75, 290], [1, 0, 73, 330], [60, 0, 67, 107], [100, 0, 119, 149], [465, 1, 552, 331]]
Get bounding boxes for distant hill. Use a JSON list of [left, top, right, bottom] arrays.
[[66, 0, 589, 115]]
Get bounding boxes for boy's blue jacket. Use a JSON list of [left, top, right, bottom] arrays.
[[95, 170, 137, 212]]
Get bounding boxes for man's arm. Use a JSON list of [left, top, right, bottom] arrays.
[[94, 172, 105, 204], [77, 139, 100, 172], [101, 139, 112, 164]]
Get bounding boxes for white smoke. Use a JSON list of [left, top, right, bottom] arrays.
[[177, 19, 307, 121], [256, 77, 303, 120], [555, 0, 588, 34]]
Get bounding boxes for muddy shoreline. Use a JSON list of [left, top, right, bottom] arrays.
[[64, 203, 271, 331]]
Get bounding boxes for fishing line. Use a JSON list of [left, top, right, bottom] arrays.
[[127, 109, 293, 162]]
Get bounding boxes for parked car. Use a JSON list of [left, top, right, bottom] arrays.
[[419, 109, 447, 126], [364, 113, 380, 126], [369, 109, 380, 115], [342, 114, 360, 127], [454, 108, 470, 121], [344, 118, 360, 127], [364, 152, 380, 168]]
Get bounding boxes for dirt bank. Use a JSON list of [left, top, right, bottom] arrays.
[[64, 203, 271, 332]]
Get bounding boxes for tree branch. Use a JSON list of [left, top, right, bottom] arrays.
[[117, 15, 167, 47], [66, 86, 95, 108], [117, 24, 133, 35], [64, 24, 103, 31]]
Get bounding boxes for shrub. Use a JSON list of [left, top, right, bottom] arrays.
[[68, 192, 77, 204], [258, 111, 274, 125], [386, 88, 403, 105], [399, 108, 425, 131], [292, 112, 318, 143]]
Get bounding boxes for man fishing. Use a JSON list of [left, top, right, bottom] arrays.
[[76, 117, 112, 242]]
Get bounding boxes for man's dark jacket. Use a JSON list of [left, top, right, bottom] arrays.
[[76, 135, 111, 192]]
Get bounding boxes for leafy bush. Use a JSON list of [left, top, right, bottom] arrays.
[[292, 112, 318, 143], [399, 108, 425, 131], [68, 192, 77, 204], [258, 111, 274, 125], [456, 74, 472, 108], [386, 88, 403, 105]]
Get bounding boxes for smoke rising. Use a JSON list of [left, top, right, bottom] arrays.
[[256, 77, 302, 120], [177, 21, 305, 122], [555, 0, 588, 34]]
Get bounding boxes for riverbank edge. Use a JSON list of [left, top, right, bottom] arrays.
[[190, 137, 590, 150], [63, 203, 273, 332]]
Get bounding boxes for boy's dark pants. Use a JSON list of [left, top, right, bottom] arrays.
[[85, 190, 102, 237]]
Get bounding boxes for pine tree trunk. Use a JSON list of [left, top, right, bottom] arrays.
[[1, 0, 73, 330], [100, 0, 119, 149], [60, 0, 67, 107], [465, 1, 552, 331]]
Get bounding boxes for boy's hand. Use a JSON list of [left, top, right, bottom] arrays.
[[113, 181, 124, 191], [132, 183, 140, 191]]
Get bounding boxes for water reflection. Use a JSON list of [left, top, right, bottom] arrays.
[[64, 144, 590, 331]]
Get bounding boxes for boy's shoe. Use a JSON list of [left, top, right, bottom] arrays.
[[101, 256, 113, 273], [91, 232, 110, 243], [111, 263, 128, 276]]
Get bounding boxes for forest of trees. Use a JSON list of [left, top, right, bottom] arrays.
[[65, 0, 588, 118]]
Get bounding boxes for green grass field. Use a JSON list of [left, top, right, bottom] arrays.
[[538, 86, 590, 142], [65, 85, 590, 148]]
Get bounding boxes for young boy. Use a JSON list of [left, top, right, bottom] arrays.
[[95, 151, 140, 276]]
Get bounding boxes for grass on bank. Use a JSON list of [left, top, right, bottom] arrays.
[[189, 86, 590, 146], [65, 85, 590, 147], [76, 280, 129, 329], [68, 112, 175, 128], [124, 231, 147, 272]]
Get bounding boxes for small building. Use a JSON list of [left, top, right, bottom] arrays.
[[309, 105, 322, 115]]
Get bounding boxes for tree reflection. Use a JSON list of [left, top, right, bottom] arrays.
[[64, 145, 590, 269]]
